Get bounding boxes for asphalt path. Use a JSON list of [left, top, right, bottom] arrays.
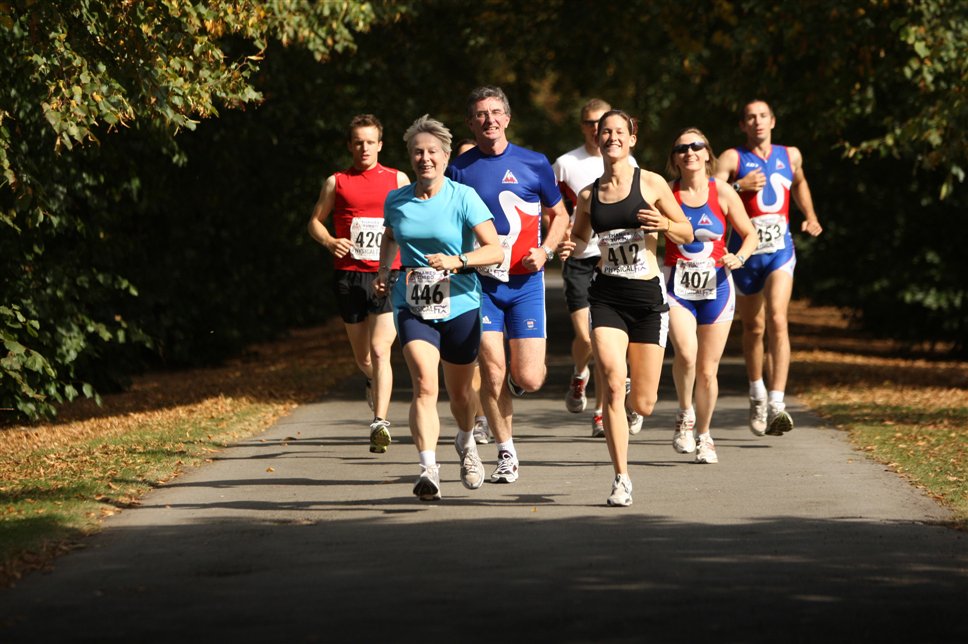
[[2, 271, 966, 643]]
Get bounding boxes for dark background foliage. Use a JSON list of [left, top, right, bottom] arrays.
[[2, 0, 965, 420]]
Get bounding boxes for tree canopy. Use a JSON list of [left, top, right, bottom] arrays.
[[2, 0, 965, 420]]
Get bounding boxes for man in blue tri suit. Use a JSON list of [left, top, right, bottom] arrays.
[[446, 85, 571, 484], [716, 99, 823, 437]]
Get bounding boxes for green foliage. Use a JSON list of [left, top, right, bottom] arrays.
[[0, 1, 391, 420], [1, 0, 965, 420]]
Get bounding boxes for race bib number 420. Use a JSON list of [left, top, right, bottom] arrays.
[[349, 217, 384, 261], [406, 267, 451, 320]]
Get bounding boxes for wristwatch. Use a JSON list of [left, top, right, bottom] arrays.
[[541, 245, 554, 261], [732, 181, 742, 193], [735, 253, 746, 266], [459, 253, 468, 270]]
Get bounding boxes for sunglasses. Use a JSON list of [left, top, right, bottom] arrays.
[[672, 141, 708, 154]]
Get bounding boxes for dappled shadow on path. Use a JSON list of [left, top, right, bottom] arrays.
[[1, 510, 965, 643]]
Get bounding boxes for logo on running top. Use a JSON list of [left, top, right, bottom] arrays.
[[697, 214, 713, 227], [744, 161, 759, 168], [776, 159, 786, 170], [501, 170, 518, 184]]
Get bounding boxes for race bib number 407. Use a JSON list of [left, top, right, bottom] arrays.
[[405, 267, 451, 320], [349, 217, 384, 261], [673, 258, 716, 300]]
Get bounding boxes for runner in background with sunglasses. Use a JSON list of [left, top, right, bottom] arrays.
[[715, 100, 823, 437], [663, 128, 758, 464]]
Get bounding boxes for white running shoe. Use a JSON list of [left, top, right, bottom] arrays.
[[454, 441, 484, 490], [368, 419, 391, 454], [606, 473, 633, 507], [591, 413, 605, 438], [766, 402, 795, 435], [472, 417, 491, 444], [695, 433, 718, 464], [673, 409, 697, 454], [490, 450, 519, 483], [749, 397, 767, 436], [412, 464, 441, 501], [565, 366, 590, 413], [625, 377, 644, 434], [365, 378, 374, 411]]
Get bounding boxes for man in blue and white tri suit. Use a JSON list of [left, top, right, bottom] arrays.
[[716, 99, 823, 437], [446, 85, 571, 484]]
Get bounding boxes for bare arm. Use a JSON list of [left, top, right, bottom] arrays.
[[715, 177, 758, 269], [396, 171, 411, 189], [523, 199, 570, 271], [570, 187, 593, 246], [372, 227, 398, 297], [714, 148, 739, 182], [307, 175, 354, 258], [424, 220, 505, 273], [788, 147, 822, 237], [643, 171, 693, 245]]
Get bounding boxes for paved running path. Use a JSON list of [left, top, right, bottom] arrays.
[[2, 272, 966, 642]]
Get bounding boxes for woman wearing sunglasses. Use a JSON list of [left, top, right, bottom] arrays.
[[570, 110, 693, 506], [663, 128, 758, 464]]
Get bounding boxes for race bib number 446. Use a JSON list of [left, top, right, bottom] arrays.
[[349, 217, 384, 261], [406, 267, 451, 320]]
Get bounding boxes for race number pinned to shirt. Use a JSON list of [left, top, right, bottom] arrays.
[[406, 267, 451, 320], [673, 258, 716, 300], [349, 217, 384, 261], [598, 229, 654, 280], [475, 235, 512, 283], [752, 215, 787, 255]]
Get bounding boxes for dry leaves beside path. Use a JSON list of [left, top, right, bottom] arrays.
[[1, 300, 966, 587]]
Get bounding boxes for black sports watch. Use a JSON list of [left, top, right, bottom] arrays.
[[732, 181, 742, 193]]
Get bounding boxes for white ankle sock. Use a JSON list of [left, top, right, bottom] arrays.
[[418, 450, 436, 468], [497, 440, 516, 458], [749, 379, 767, 400], [455, 429, 475, 450]]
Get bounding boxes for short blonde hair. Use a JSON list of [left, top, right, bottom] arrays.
[[403, 114, 453, 156]]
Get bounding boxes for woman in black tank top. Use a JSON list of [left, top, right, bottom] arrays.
[[568, 109, 693, 507]]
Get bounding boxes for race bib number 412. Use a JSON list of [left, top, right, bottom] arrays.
[[598, 228, 653, 280]]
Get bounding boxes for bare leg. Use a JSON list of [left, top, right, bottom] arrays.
[[402, 340, 441, 453], [368, 312, 396, 420], [762, 271, 794, 393], [693, 321, 732, 435]]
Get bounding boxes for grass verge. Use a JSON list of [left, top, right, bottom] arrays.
[[1, 319, 357, 586], [1, 302, 966, 587]]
